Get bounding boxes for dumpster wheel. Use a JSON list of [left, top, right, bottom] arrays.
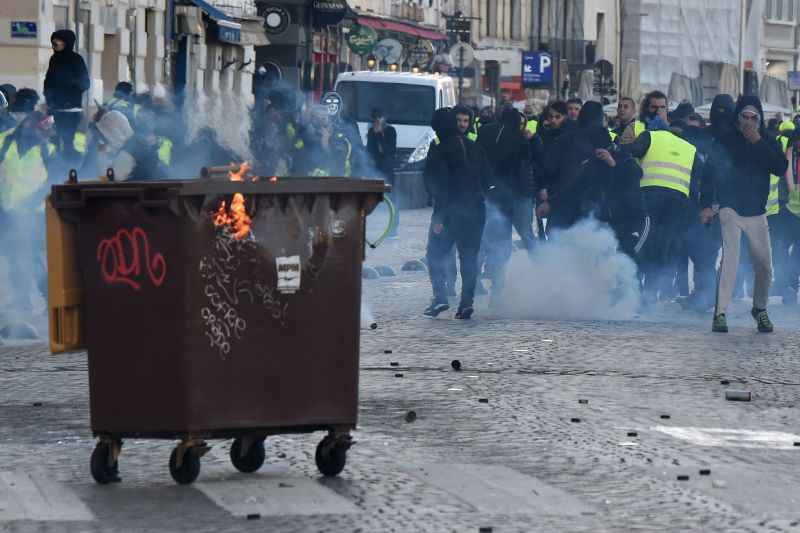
[[90, 438, 122, 485], [169, 440, 208, 485], [315, 433, 352, 477], [230, 437, 266, 474]]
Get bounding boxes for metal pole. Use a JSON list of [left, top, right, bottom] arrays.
[[738, 0, 746, 96], [458, 47, 464, 103], [561, 0, 568, 99]]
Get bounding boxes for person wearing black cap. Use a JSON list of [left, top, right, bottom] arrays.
[[44, 29, 89, 163], [423, 108, 491, 319], [702, 95, 788, 333]]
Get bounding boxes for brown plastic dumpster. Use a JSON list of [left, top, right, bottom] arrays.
[[47, 176, 388, 485]]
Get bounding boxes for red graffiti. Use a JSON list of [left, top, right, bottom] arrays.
[[96, 227, 167, 291]]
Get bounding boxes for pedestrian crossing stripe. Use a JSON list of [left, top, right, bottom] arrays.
[[652, 426, 800, 449]]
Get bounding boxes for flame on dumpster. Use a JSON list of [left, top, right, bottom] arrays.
[[212, 162, 253, 240], [228, 161, 250, 181]]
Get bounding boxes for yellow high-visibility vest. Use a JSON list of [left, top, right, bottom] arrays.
[[526, 119, 538, 136], [467, 131, 478, 141], [767, 135, 790, 216], [639, 130, 695, 197], [634, 120, 646, 138], [73, 132, 87, 154], [157, 137, 173, 166], [0, 141, 52, 211]]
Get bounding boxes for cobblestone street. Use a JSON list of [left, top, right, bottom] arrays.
[[2, 209, 800, 532]]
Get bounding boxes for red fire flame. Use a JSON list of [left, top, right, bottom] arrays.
[[213, 162, 252, 240]]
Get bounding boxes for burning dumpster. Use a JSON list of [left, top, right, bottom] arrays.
[[46, 166, 388, 485]]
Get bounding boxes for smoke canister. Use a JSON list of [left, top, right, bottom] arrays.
[[725, 390, 751, 402]]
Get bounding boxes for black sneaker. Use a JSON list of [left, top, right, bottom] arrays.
[[423, 301, 449, 318], [751, 308, 774, 333], [455, 306, 474, 320]]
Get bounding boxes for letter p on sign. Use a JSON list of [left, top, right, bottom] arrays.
[[540, 55, 551, 72]]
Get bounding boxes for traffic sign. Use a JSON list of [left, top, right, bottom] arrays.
[[789, 71, 800, 91], [522, 51, 553, 86], [448, 42, 474, 67]]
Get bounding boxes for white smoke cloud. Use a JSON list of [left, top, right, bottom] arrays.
[[499, 218, 641, 321]]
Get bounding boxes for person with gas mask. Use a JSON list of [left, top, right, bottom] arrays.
[[423, 108, 492, 320], [701, 96, 788, 333], [293, 105, 352, 177]]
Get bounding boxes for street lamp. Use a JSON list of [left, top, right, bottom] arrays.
[[366, 55, 377, 70], [389, 63, 399, 72], [411, 64, 420, 74]]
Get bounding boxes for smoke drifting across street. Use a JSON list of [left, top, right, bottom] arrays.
[[499, 218, 641, 321]]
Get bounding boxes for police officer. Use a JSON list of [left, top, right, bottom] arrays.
[[621, 117, 703, 304]]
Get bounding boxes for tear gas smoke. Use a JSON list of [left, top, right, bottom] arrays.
[[499, 218, 640, 321]]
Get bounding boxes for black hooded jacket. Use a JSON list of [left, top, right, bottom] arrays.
[[701, 95, 788, 216], [423, 108, 490, 220], [475, 108, 531, 205], [44, 30, 90, 110]]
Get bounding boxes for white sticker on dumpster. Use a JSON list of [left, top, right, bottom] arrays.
[[276, 255, 301, 294]]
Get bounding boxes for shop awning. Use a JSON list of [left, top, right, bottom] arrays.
[[357, 16, 447, 41], [240, 19, 270, 47], [184, 0, 242, 44]]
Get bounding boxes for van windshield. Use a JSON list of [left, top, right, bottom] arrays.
[[337, 81, 436, 126]]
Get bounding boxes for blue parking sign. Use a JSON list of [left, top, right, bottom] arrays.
[[522, 51, 552, 86]]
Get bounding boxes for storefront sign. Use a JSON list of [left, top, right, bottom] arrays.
[[10, 21, 37, 39], [313, 0, 348, 27], [346, 23, 378, 55], [259, 4, 290, 35], [217, 21, 241, 44]]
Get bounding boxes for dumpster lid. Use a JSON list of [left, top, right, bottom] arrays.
[[50, 178, 390, 209]]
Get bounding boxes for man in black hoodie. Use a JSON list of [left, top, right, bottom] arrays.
[[702, 95, 788, 333], [423, 108, 491, 319], [476, 106, 533, 305], [44, 30, 89, 163]]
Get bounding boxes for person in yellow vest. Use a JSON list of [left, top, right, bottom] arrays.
[[770, 124, 800, 304], [522, 102, 538, 139], [103, 82, 140, 127], [701, 96, 787, 333], [292, 106, 352, 177], [612, 96, 646, 143], [0, 110, 54, 312], [620, 116, 703, 305]]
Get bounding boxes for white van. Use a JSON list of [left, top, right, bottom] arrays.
[[334, 71, 456, 171]]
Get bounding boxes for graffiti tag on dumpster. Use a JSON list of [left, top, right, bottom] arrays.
[[96, 227, 167, 291], [199, 229, 259, 358]]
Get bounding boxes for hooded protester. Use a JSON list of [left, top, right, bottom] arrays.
[[122, 112, 169, 180], [701, 95, 788, 333], [44, 30, 89, 163], [671, 115, 719, 311], [423, 108, 492, 319], [103, 81, 138, 126], [293, 105, 353, 177], [621, 100, 704, 305], [476, 106, 534, 305], [539, 102, 616, 228], [777, 127, 800, 304], [80, 110, 135, 181]]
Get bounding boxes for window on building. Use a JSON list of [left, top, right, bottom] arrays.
[[767, 0, 797, 20], [487, 0, 497, 37], [511, 0, 522, 40], [53, 6, 69, 30]]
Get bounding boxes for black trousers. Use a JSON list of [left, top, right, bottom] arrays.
[[639, 188, 689, 297], [675, 203, 720, 301], [426, 207, 486, 309], [771, 210, 800, 294], [52, 111, 82, 162]]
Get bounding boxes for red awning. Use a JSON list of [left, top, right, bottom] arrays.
[[356, 16, 447, 41]]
